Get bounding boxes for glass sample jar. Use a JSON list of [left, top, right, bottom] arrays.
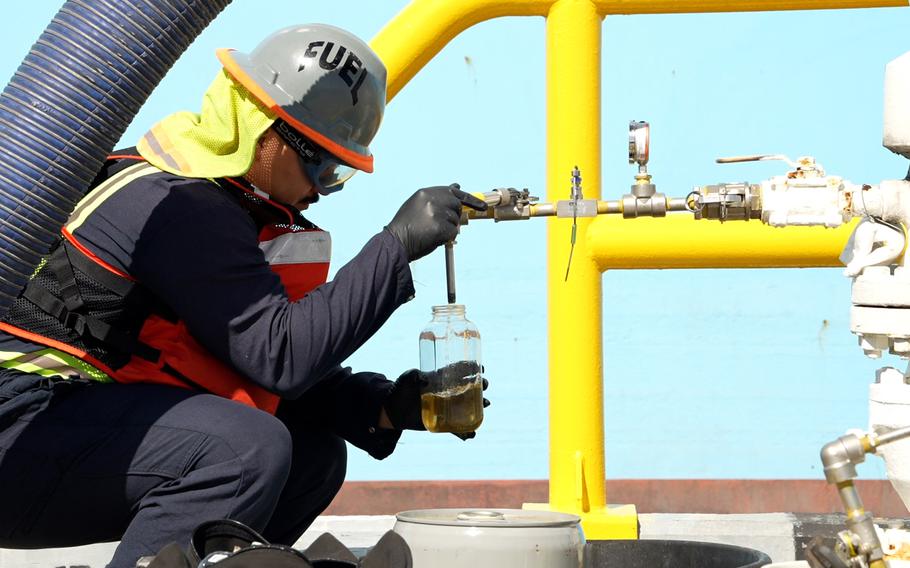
[[418, 304, 483, 433]]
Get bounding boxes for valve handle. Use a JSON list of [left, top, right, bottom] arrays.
[[716, 154, 799, 168]]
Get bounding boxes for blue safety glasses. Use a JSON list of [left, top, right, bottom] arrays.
[[274, 119, 356, 195]]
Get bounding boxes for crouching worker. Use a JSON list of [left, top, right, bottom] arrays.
[[0, 24, 487, 568]]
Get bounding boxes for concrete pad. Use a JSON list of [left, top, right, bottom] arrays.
[[639, 513, 797, 562], [0, 541, 117, 568]]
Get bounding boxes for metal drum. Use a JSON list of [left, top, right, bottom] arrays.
[[393, 508, 584, 568]]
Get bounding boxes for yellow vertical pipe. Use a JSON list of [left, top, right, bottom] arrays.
[[545, 0, 636, 537], [546, 0, 637, 537]]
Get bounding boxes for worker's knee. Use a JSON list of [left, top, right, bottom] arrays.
[[240, 411, 294, 485], [192, 399, 294, 487]]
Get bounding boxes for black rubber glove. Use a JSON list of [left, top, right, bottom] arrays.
[[384, 363, 490, 441], [385, 184, 488, 262], [384, 369, 428, 431]]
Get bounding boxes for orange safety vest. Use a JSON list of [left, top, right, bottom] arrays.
[[0, 156, 330, 414]]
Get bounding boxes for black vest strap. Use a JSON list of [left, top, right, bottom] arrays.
[[52, 240, 85, 312], [21, 284, 160, 363], [58, 239, 178, 323], [21, 242, 161, 363]]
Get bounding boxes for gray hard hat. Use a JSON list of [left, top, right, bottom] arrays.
[[217, 24, 386, 172]]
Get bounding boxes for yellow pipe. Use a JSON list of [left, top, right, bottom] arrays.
[[587, 215, 857, 270], [546, 0, 606, 517], [370, 0, 899, 541], [371, 0, 902, 101], [372, 0, 550, 101], [591, 0, 904, 13]]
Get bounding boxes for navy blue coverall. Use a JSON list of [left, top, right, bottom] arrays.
[[0, 154, 414, 567]]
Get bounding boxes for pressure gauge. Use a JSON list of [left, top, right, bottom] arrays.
[[629, 120, 650, 166]]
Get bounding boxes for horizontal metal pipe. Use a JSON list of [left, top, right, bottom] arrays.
[[667, 197, 690, 212], [874, 426, 910, 449], [532, 203, 556, 216], [597, 200, 622, 214]]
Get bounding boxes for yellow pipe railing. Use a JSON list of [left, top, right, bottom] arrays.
[[371, 0, 904, 540], [592, 0, 905, 12], [373, 0, 905, 100], [588, 216, 858, 270], [544, 0, 641, 536], [372, 0, 550, 99]]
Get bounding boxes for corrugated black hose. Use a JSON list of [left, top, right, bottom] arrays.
[[0, 0, 232, 316]]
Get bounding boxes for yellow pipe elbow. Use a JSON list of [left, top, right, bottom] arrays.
[[371, 0, 552, 102]]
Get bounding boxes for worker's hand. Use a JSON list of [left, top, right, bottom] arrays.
[[383, 363, 490, 441], [384, 369, 428, 431], [385, 184, 488, 262]]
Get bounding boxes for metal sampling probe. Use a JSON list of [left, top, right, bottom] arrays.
[[445, 241, 456, 304]]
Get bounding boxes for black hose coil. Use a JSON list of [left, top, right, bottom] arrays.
[[0, 0, 232, 315]]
